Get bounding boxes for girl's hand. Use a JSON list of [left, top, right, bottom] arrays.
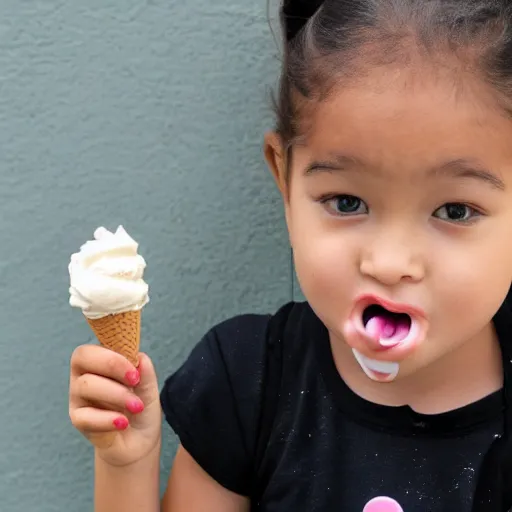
[[69, 345, 162, 467]]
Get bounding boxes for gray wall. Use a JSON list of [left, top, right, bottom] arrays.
[[0, 2, 296, 510]]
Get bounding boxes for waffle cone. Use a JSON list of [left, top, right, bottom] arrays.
[[86, 310, 141, 367]]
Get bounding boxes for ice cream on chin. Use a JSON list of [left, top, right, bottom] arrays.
[[353, 349, 400, 383], [69, 225, 149, 369], [69, 225, 149, 319]]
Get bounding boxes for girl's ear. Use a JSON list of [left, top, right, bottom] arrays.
[[263, 131, 294, 249], [264, 131, 289, 200]]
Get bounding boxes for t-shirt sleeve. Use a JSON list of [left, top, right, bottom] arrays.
[[159, 313, 271, 496]]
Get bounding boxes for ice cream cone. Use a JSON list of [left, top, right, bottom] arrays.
[[86, 310, 141, 367], [85, 310, 141, 449], [70, 226, 149, 450]]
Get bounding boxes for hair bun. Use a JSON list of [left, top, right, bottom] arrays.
[[282, 0, 324, 41]]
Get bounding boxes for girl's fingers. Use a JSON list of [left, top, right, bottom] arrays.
[[71, 344, 141, 387], [131, 353, 160, 406], [71, 373, 144, 414], [69, 406, 129, 433]]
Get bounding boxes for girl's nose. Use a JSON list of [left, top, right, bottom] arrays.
[[360, 236, 424, 286]]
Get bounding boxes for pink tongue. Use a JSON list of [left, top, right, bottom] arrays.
[[365, 314, 409, 344]]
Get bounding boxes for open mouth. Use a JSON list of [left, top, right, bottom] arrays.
[[348, 297, 426, 382], [362, 304, 412, 347]]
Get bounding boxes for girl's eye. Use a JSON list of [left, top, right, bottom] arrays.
[[324, 195, 368, 216], [433, 203, 480, 223]]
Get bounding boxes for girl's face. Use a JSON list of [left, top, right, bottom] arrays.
[[265, 72, 512, 381]]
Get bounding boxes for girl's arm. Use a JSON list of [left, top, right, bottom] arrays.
[[95, 442, 161, 512], [161, 445, 250, 512]]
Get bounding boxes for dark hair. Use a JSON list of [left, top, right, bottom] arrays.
[[274, 0, 512, 160]]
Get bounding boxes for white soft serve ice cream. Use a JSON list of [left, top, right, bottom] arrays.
[[69, 226, 149, 319]]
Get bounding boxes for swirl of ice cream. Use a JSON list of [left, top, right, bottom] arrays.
[[69, 226, 149, 319]]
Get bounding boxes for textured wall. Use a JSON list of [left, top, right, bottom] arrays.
[[0, 2, 291, 510]]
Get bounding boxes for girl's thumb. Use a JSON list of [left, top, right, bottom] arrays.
[[133, 352, 160, 406]]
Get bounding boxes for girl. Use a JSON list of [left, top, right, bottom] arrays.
[[68, 1, 512, 510]]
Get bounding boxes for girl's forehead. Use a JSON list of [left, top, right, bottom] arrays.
[[301, 76, 512, 167]]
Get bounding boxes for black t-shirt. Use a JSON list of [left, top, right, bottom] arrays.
[[160, 299, 512, 511]]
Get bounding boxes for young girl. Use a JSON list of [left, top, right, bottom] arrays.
[[68, 1, 512, 510]]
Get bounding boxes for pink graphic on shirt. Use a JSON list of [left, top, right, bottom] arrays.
[[363, 496, 404, 512]]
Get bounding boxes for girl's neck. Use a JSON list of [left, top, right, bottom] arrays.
[[332, 322, 503, 415]]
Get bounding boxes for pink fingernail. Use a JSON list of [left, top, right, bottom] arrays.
[[113, 417, 129, 430], [126, 399, 144, 414], [125, 370, 140, 386]]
